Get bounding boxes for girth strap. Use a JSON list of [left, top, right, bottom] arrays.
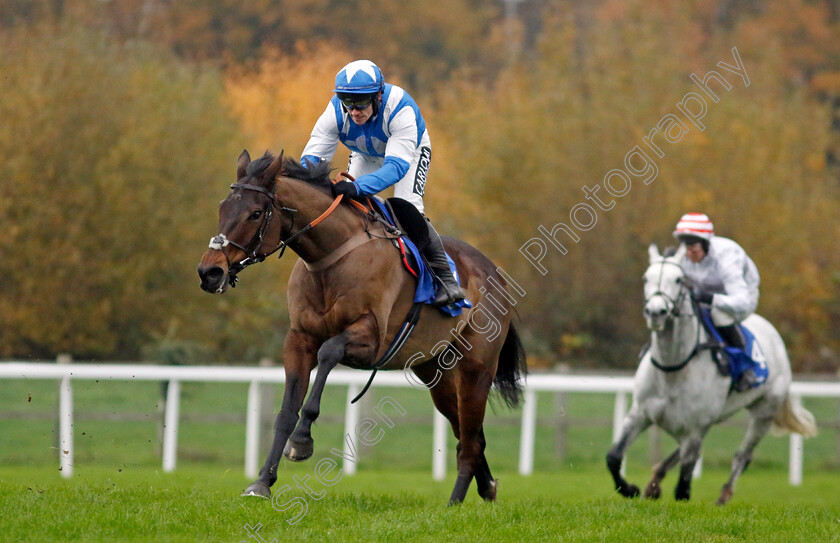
[[351, 302, 424, 404]]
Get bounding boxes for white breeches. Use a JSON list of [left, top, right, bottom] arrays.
[[347, 133, 431, 214]]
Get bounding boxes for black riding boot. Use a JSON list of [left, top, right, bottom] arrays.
[[423, 219, 466, 306], [718, 324, 755, 391], [717, 324, 745, 349]]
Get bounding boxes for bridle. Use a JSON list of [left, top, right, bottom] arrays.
[[645, 259, 708, 372], [208, 182, 327, 288], [207, 174, 383, 288], [644, 259, 690, 319]]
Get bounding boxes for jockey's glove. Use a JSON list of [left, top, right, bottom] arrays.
[[332, 180, 360, 199], [693, 290, 714, 305]]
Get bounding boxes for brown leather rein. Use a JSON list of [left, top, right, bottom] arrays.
[[209, 175, 393, 287]]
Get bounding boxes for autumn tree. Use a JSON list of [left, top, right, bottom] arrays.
[[432, 2, 840, 370], [2, 1, 838, 372], [0, 21, 248, 360]]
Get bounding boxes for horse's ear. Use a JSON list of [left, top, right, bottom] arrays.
[[673, 243, 687, 263], [648, 243, 661, 263], [263, 150, 284, 187], [237, 150, 251, 181]]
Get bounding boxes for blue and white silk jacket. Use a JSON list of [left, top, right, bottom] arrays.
[[301, 83, 428, 197]]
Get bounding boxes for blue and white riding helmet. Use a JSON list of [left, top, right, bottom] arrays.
[[334, 60, 385, 115], [334, 60, 385, 94]]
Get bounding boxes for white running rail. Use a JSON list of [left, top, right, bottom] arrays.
[[1, 361, 836, 485]]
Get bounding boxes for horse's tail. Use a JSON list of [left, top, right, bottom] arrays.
[[771, 395, 818, 438], [494, 320, 528, 408]]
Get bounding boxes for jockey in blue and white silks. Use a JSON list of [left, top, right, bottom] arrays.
[[302, 66, 430, 214], [673, 212, 760, 345], [300, 60, 464, 307]]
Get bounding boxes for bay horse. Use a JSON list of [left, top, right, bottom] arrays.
[[197, 150, 526, 504], [606, 244, 817, 504]]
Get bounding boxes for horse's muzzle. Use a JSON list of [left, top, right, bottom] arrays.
[[643, 299, 670, 331], [198, 265, 228, 293], [197, 251, 230, 294]]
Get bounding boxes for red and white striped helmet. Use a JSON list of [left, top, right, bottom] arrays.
[[673, 212, 714, 240]]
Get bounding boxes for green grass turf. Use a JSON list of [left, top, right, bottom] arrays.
[[1, 465, 838, 542], [1, 378, 839, 541]]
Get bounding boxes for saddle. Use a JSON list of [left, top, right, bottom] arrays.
[[371, 197, 471, 317], [340, 194, 471, 404]]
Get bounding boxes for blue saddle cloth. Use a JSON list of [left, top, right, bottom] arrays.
[[699, 307, 769, 388], [372, 199, 472, 317]]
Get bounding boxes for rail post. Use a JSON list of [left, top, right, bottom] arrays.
[[57, 354, 73, 478], [245, 379, 262, 479], [162, 379, 181, 472], [433, 409, 447, 481], [519, 387, 537, 475], [343, 384, 361, 475], [612, 390, 627, 476], [789, 394, 804, 486]]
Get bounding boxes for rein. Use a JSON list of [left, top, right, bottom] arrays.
[[351, 301, 424, 404], [209, 183, 346, 287], [646, 260, 715, 372], [209, 176, 423, 403]]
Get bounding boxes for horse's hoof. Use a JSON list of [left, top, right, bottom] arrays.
[[716, 486, 733, 506], [480, 479, 498, 502], [619, 483, 640, 498], [284, 438, 314, 462], [643, 481, 662, 500], [241, 483, 271, 499]]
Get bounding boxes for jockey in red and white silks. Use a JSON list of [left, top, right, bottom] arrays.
[[673, 212, 760, 328]]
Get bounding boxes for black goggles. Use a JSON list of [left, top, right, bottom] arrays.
[[339, 96, 375, 111]]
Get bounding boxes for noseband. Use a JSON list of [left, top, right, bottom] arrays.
[[209, 183, 298, 287]]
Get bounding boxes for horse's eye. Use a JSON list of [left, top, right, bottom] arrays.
[[675, 277, 681, 284], [248, 210, 262, 221]]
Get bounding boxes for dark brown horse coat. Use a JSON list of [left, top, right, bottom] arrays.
[[198, 150, 526, 504]]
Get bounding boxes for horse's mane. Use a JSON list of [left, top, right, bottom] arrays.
[[243, 151, 334, 195], [283, 156, 334, 195]]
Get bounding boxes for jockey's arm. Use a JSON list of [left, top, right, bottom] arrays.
[[711, 249, 753, 317], [301, 102, 341, 168]]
